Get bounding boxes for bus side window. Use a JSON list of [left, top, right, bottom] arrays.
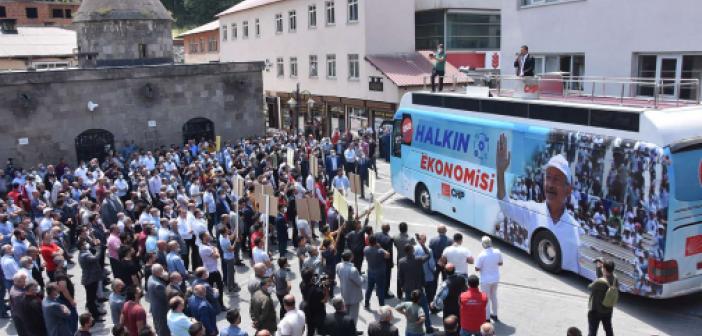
[[392, 119, 402, 158]]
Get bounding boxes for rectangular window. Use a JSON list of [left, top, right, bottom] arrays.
[[276, 57, 284, 77], [275, 13, 283, 33], [189, 41, 198, 53], [208, 37, 218, 52], [255, 18, 260, 37], [327, 54, 337, 78], [139, 44, 147, 59], [222, 25, 227, 41], [0, 6, 6, 18], [446, 12, 500, 50], [232, 23, 238, 39], [290, 57, 298, 78], [415, 10, 444, 51], [289, 10, 297, 32], [325, 1, 335, 25], [52, 8, 64, 18], [65, 9, 72, 19], [243, 21, 249, 38], [199, 38, 205, 53], [26, 7, 38, 19], [309, 55, 318, 77], [308, 5, 317, 28], [347, 0, 358, 22], [348, 54, 359, 79]]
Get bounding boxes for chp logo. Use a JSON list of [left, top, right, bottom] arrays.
[[401, 116, 413, 145], [440, 182, 465, 200], [473, 132, 489, 162]]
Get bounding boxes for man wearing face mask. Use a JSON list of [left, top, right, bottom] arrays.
[[250, 278, 277, 334], [78, 238, 106, 323], [148, 264, 171, 336], [52, 255, 78, 334], [275, 204, 289, 257]]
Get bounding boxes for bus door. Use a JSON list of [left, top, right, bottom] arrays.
[[664, 142, 702, 284], [391, 116, 409, 195]]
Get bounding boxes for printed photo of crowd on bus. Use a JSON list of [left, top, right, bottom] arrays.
[[495, 130, 668, 296]]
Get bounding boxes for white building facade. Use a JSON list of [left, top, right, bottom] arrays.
[[501, 0, 702, 101], [218, 0, 415, 134]]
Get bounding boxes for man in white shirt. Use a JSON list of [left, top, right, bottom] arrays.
[[344, 144, 357, 175], [331, 169, 350, 195], [1, 244, 18, 288], [276, 294, 306, 336], [440, 233, 474, 277], [496, 133, 580, 273], [114, 174, 129, 200], [252, 237, 273, 277], [475, 236, 503, 322]]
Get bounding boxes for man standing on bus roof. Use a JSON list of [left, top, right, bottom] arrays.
[[495, 133, 580, 273], [514, 45, 535, 77], [430, 43, 446, 92]]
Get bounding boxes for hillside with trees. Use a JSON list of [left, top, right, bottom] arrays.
[[162, 0, 242, 28]]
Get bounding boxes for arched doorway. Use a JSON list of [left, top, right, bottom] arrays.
[[75, 129, 114, 164], [182, 117, 215, 144]]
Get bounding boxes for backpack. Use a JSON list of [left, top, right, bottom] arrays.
[[598, 277, 619, 308]]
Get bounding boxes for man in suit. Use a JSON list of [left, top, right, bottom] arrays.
[[42, 283, 73, 336], [100, 189, 123, 227], [78, 240, 105, 323], [27, 246, 45, 291], [367, 306, 399, 336], [187, 284, 218, 336], [335, 250, 363, 326], [166, 272, 186, 301], [514, 45, 535, 77], [320, 296, 356, 336], [325, 150, 342, 187], [357, 153, 370, 199], [147, 264, 170, 336]]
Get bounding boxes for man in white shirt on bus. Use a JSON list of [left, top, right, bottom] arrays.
[[496, 133, 581, 273], [439, 233, 474, 277], [475, 236, 503, 322]]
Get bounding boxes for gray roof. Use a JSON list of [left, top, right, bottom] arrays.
[[0, 27, 77, 58], [74, 0, 172, 22]]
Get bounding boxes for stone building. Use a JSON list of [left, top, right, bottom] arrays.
[[0, 0, 265, 166], [73, 0, 173, 66]]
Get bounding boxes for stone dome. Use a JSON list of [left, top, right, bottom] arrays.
[[74, 0, 172, 22]]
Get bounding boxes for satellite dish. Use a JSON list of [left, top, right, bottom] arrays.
[[87, 101, 99, 112]]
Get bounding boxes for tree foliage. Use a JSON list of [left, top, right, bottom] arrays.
[[161, 0, 242, 28]]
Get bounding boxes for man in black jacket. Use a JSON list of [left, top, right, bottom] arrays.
[[321, 296, 357, 336], [514, 45, 535, 77], [431, 264, 467, 327], [397, 243, 434, 333]]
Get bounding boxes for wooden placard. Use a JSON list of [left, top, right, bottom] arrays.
[[263, 184, 274, 196], [349, 173, 361, 195], [297, 197, 311, 221], [267, 196, 279, 216], [307, 197, 322, 222], [235, 176, 246, 198], [287, 149, 295, 168]]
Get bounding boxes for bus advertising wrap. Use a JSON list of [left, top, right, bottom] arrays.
[[396, 111, 690, 298]]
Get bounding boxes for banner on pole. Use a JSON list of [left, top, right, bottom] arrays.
[[267, 196, 279, 217], [334, 190, 349, 220], [369, 171, 376, 194], [287, 149, 295, 168], [374, 200, 383, 227]]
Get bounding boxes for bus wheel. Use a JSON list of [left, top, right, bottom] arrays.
[[532, 230, 562, 273], [415, 183, 432, 213]]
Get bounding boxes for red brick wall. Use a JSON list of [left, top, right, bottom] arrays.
[[182, 29, 220, 64], [0, 1, 79, 27]]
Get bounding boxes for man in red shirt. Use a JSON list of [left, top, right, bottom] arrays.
[[459, 274, 488, 335], [120, 286, 147, 336], [40, 231, 62, 282]]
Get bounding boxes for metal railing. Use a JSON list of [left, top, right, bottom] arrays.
[[487, 74, 700, 109]]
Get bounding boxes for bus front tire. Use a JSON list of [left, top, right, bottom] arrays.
[[531, 230, 562, 273], [415, 183, 432, 213]]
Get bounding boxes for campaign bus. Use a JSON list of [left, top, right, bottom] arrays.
[[390, 90, 702, 298]]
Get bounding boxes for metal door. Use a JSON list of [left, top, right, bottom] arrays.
[[75, 129, 114, 164]]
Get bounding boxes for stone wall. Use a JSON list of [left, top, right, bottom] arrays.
[[76, 19, 173, 66], [0, 62, 265, 166]]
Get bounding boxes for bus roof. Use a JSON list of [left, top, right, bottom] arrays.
[[399, 91, 702, 147]]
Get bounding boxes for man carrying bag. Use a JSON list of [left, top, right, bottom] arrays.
[[587, 259, 618, 336]]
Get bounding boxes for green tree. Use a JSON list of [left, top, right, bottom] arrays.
[[162, 0, 242, 28]]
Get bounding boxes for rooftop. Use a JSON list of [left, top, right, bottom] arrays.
[[365, 51, 472, 88], [177, 20, 220, 38], [73, 0, 172, 22], [0, 26, 77, 58], [217, 0, 286, 17]]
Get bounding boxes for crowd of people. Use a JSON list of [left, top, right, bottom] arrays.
[[0, 127, 611, 336]]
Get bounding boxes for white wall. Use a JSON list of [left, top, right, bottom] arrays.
[[219, 0, 414, 103], [416, 0, 500, 11], [501, 0, 702, 78]]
